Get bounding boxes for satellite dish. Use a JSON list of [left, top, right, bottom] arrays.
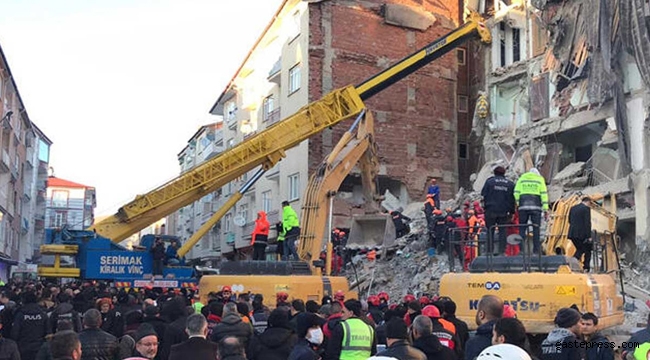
[[233, 215, 246, 227]]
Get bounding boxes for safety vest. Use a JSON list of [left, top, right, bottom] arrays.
[[634, 342, 650, 360], [340, 317, 374, 360]]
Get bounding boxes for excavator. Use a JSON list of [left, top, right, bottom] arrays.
[[439, 192, 624, 335], [38, 13, 492, 302]]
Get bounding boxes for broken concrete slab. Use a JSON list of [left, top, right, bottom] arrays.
[[553, 162, 586, 182], [380, 190, 402, 213], [382, 4, 436, 31], [473, 161, 504, 192], [592, 147, 624, 184]]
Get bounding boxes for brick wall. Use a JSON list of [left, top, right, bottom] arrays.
[[308, 0, 460, 207]]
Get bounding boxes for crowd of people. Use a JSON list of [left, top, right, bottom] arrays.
[[1, 279, 648, 360]]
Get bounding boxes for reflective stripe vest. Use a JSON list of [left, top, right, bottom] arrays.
[[634, 342, 650, 360], [514, 171, 549, 211], [340, 317, 374, 360]]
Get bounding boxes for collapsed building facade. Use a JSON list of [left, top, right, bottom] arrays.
[[468, 0, 650, 258]]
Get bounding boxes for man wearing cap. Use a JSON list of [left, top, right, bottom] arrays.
[[324, 299, 376, 360], [540, 308, 584, 360], [481, 165, 515, 255], [568, 196, 593, 272], [375, 318, 426, 360], [131, 323, 159, 360], [289, 312, 326, 360], [514, 168, 548, 255]]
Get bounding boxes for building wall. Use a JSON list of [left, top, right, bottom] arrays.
[[308, 0, 461, 212], [45, 185, 89, 230], [0, 46, 52, 265]]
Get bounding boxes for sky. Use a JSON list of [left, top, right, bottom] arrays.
[[0, 0, 284, 216]]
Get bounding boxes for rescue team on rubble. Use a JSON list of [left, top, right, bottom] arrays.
[[387, 171, 592, 272], [1, 280, 648, 360]]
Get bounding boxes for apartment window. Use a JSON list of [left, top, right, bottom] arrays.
[[457, 48, 466, 66], [262, 190, 272, 213], [288, 173, 300, 201], [459, 143, 468, 159], [290, 10, 301, 40], [224, 213, 232, 233], [512, 28, 521, 63], [289, 64, 301, 94], [52, 211, 66, 228], [239, 203, 248, 223], [496, 22, 525, 69], [263, 96, 274, 120], [52, 190, 69, 208], [226, 101, 237, 121], [458, 95, 469, 113]]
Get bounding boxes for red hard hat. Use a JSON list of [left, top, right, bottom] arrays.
[[419, 296, 430, 306], [389, 304, 398, 310], [503, 304, 517, 318], [367, 295, 380, 307], [378, 292, 390, 302], [422, 305, 441, 318], [335, 290, 345, 300], [276, 292, 288, 302], [403, 294, 416, 303], [222, 286, 232, 292]]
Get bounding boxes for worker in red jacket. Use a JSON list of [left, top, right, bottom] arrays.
[[251, 211, 270, 260]]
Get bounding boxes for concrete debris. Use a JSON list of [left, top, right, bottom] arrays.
[[553, 162, 586, 182], [382, 3, 436, 31], [380, 189, 402, 213]]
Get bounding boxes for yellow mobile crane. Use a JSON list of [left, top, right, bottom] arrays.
[[40, 14, 491, 300]]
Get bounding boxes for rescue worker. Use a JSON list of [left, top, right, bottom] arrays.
[[276, 292, 289, 308], [366, 296, 383, 325], [427, 178, 441, 209], [334, 291, 345, 305], [424, 195, 436, 239], [432, 209, 447, 252], [275, 222, 285, 260], [481, 165, 515, 255], [422, 305, 461, 358], [324, 299, 377, 360], [281, 201, 300, 261], [390, 210, 411, 238], [377, 292, 390, 311], [568, 196, 593, 272], [251, 211, 270, 261], [514, 168, 548, 255], [465, 210, 479, 270]]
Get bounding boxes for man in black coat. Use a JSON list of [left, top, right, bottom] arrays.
[[568, 196, 593, 271], [412, 315, 457, 360], [11, 291, 48, 360], [375, 318, 426, 360], [464, 295, 503, 360], [77, 309, 120, 360], [169, 314, 218, 360], [481, 166, 515, 255]]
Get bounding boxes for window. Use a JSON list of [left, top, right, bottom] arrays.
[[458, 95, 469, 113], [52, 211, 67, 228], [224, 213, 232, 233], [239, 203, 248, 222], [512, 28, 521, 63], [457, 48, 466, 66], [38, 139, 50, 162], [289, 64, 301, 94], [227, 138, 235, 149], [459, 143, 468, 159], [290, 10, 301, 40], [262, 191, 272, 213], [263, 96, 274, 121], [226, 101, 237, 121], [288, 173, 300, 201], [51, 190, 69, 208]]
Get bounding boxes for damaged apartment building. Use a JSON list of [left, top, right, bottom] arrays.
[[468, 0, 650, 257]]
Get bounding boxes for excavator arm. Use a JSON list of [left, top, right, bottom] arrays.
[[298, 110, 381, 273]]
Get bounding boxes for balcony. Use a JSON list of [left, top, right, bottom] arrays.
[[0, 149, 9, 173], [267, 57, 281, 84], [25, 148, 34, 169], [21, 217, 29, 234], [264, 108, 281, 125], [23, 183, 32, 202], [10, 164, 19, 183]]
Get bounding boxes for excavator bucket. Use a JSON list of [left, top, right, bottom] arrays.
[[347, 214, 396, 249]]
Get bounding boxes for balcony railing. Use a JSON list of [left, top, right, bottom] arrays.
[[264, 108, 281, 125], [0, 149, 9, 173]]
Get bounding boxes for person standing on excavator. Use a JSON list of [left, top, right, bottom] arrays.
[[514, 168, 548, 255], [481, 165, 515, 255], [250, 211, 269, 261], [568, 196, 593, 272], [281, 201, 300, 261]]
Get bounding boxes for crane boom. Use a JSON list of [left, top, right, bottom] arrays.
[[89, 13, 491, 244]]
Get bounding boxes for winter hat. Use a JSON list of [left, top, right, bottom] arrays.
[[385, 318, 409, 339], [554, 308, 581, 328], [296, 312, 325, 338], [133, 323, 157, 343], [268, 308, 291, 329]]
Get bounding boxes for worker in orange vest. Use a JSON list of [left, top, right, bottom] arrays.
[[251, 211, 270, 261]]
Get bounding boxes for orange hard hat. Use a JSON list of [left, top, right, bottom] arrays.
[[422, 305, 441, 318], [403, 294, 416, 303], [426, 194, 433, 198], [503, 304, 517, 318], [433, 209, 443, 215], [276, 291, 289, 302]]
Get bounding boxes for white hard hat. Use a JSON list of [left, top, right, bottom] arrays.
[[529, 168, 541, 175], [478, 344, 532, 360]]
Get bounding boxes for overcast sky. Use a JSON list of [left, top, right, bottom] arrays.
[[0, 0, 283, 216]]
